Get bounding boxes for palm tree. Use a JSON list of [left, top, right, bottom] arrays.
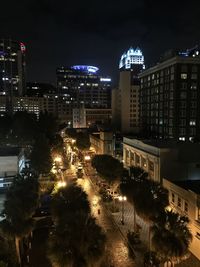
[[121, 167, 168, 248], [151, 210, 192, 267], [48, 184, 106, 267], [0, 175, 39, 265], [120, 167, 148, 231]]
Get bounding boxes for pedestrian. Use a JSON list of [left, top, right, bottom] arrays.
[[98, 208, 100, 214]]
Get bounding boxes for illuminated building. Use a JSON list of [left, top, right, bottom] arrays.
[[112, 47, 144, 133], [0, 39, 26, 96], [26, 82, 56, 97], [56, 65, 111, 109], [119, 47, 145, 70], [139, 46, 200, 141], [0, 39, 26, 113]]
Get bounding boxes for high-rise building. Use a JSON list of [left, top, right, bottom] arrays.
[[56, 65, 111, 109], [0, 39, 26, 96], [26, 82, 56, 97], [139, 46, 200, 141], [112, 47, 145, 133], [0, 39, 26, 113]]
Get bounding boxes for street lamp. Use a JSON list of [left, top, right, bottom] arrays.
[[54, 156, 62, 163], [118, 195, 127, 225], [57, 181, 67, 188]]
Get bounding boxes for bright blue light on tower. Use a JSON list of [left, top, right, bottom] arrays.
[[72, 65, 99, 73]]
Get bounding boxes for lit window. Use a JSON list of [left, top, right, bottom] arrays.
[[181, 73, 187, 79], [190, 120, 196, 126]]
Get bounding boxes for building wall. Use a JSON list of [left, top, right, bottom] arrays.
[[90, 132, 113, 155], [111, 88, 121, 129], [163, 179, 200, 261], [123, 140, 160, 182], [139, 55, 200, 141]]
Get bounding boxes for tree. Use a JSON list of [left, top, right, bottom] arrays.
[[120, 167, 148, 231], [0, 175, 39, 265], [151, 211, 192, 267], [48, 184, 106, 267], [76, 132, 91, 151], [30, 135, 52, 174], [121, 167, 168, 246], [0, 115, 12, 143], [12, 111, 38, 145], [38, 111, 58, 139], [0, 230, 18, 267], [92, 155, 123, 191]]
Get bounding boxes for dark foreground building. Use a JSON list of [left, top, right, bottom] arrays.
[[139, 46, 200, 141]]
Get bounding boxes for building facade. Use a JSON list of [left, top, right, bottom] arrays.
[[0, 147, 25, 190], [90, 131, 114, 155], [139, 47, 200, 141], [163, 178, 200, 261], [56, 65, 111, 109], [112, 47, 144, 134], [123, 137, 200, 183], [0, 39, 26, 106]]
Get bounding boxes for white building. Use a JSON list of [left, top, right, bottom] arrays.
[[163, 178, 200, 261], [0, 147, 25, 190]]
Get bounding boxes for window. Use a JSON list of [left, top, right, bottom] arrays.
[[192, 65, 198, 72], [197, 208, 200, 221], [181, 73, 187, 80], [196, 232, 200, 240], [181, 82, 187, 90], [190, 83, 197, 90], [191, 73, 197, 80], [180, 92, 186, 99], [190, 120, 196, 126], [178, 197, 181, 207], [149, 161, 154, 172], [172, 193, 175, 203], [184, 202, 188, 213]]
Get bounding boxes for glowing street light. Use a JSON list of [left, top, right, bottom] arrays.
[[119, 195, 127, 225], [57, 181, 67, 188], [84, 155, 91, 161], [54, 156, 62, 163]]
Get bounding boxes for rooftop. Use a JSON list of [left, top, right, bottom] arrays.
[[173, 180, 200, 195]]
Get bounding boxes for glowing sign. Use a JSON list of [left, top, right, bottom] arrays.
[[119, 47, 145, 69], [72, 65, 99, 73], [20, 42, 26, 53], [100, 78, 111, 82]]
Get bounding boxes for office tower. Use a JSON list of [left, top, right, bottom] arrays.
[[0, 39, 26, 96], [56, 65, 111, 109], [26, 82, 57, 97], [0, 39, 26, 113], [112, 47, 145, 134], [139, 46, 200, 141]]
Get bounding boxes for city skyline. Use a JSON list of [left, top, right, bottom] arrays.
[[1, 0, 200, 84]]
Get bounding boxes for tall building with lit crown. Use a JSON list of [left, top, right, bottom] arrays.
[[139, 46, 200, 141], [112, 47, 145, 133], [0, 39, 26, 113]]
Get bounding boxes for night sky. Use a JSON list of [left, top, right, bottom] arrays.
[[1, 0, 200, 85]]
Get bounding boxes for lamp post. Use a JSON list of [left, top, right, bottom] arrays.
[[118, 195, 127, 225]]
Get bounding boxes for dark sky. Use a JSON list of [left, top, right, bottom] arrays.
[[1, 0, 200, 85]]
